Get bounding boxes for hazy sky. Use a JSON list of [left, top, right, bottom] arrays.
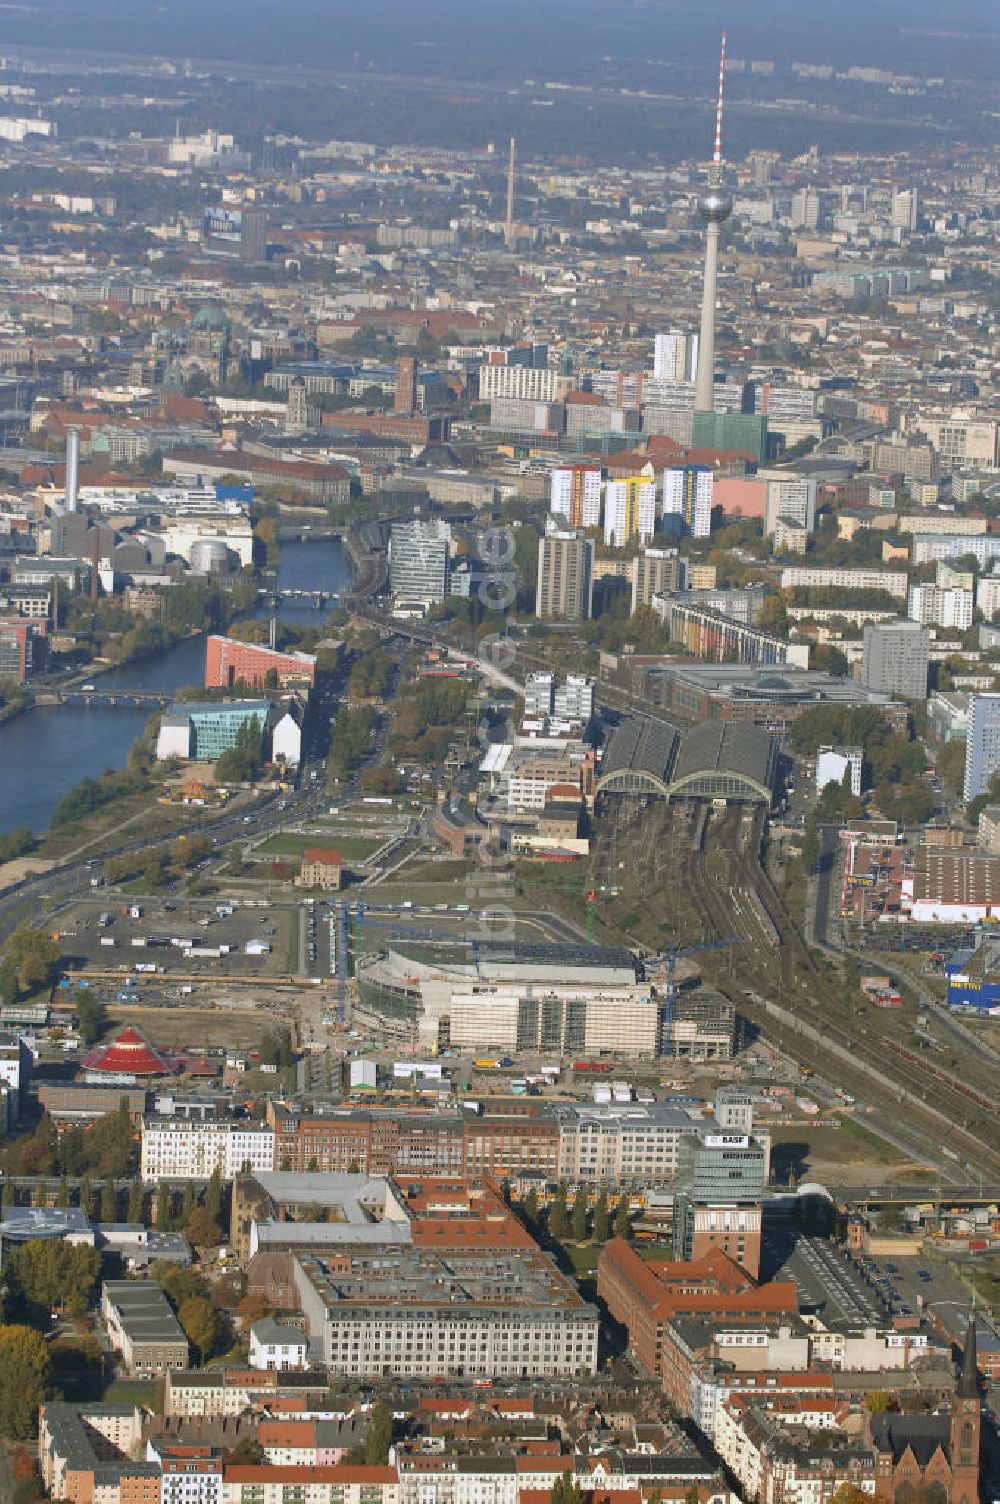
[[5, 0, 999, 80]]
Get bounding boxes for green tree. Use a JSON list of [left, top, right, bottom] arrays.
[[79, 1175, 95, 1221], [570, 1187, 589, 1242], [613, 1198, 631, 1239], [364, 1401, 394, 1465], [55, 1179, 70, 1209], [99, 1180, 117, 1223], [8, 1240, 101, 1317], [155, 1181, 171, 1229], [153, 1263, 208, 1308], [187, 1206, 223, 1249], [592, 1191, 610, 1243], [0, 1326, 54, 1438], [127, 1181, 145, 1224], [75, 990, 104, 1048], [204, 1166, 223, 1225], [2, 925, 59, 997], [936, 738, 967, 799], [178, 1295, 223, 1362], [226, 1437, 263, 1465], [522, 1187, 539, 1230], [550, 1473, 584, 1504], [181, 1183, 196, 1224], [548, 1186, 569, 1241]]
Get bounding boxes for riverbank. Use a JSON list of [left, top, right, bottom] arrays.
[[0, 536, 354, 837]]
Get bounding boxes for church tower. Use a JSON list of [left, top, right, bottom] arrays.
[[950, 1310, 981, 1504]]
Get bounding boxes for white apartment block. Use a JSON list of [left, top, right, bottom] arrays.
[[911, 534, 1000, 568], [155, 1451, 223, 1504], [778, 566, 909, 598], [140, 1118, 275, 1179], [898, 513, 987, 536], [653, 330, 697, 382], [397, 1459, 518, 1504], [979, 576, 1000, 620], [553, 675, 594, 721], [478, 365, 564, 403], [760, 471, 817, 536], [907, 584, 974, 631]]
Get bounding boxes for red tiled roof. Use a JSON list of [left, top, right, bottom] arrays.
[[82, 1026, 171, 1077]]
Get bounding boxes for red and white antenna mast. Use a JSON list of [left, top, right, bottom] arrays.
[[713, 31, 727, 168]]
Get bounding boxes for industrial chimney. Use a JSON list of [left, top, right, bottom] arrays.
[[65, 427, 80, 513]]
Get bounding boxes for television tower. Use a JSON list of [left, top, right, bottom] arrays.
[[504, 136, 516, 247], [694, 34, 733, 415]]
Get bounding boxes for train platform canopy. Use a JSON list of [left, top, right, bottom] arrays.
[[596, 714, 776, 804], [669, 721, 777, 804], [596, 716, 679, 797]]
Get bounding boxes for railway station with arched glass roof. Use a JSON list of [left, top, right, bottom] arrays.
[[595, 715, 776, 805]]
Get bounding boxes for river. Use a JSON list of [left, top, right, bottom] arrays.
[[0, 537, 353, 835]]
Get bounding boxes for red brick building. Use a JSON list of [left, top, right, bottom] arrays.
[[205, 634, 316, 690], [596, 1239, 797, 1380], [267, 1103, 559, 1183]]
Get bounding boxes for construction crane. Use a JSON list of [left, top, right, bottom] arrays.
[[515, 878, 620, 942], [658, 937, 745, 1057]]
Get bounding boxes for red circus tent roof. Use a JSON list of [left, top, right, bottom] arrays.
[[82, 1026, 172, 1077]]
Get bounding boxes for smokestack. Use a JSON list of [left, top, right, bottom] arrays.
[[65, 427, 80, 513], [505, 136, 516, 247]]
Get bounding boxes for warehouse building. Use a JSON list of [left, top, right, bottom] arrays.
[[101, 1281, 189, 1376]]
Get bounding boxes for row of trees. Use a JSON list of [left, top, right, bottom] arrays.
[[327, 705, 377, 782], [0, 1103, 134, 1181], [519, 1186, 630, 1244]]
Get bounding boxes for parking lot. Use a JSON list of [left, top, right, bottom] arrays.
[[762, 1227, 884, 1326], [851, 1251, 973, 1334], [55, 895, 294, 981]]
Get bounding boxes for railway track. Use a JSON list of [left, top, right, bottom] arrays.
[[671, 803, 1000, 1179]]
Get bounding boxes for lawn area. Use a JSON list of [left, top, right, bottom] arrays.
[[768, 1117, 903, 1170], [256, 832, 384, 861], [564, 1243, 601, 1275], [103, 1379, 158, 1407]]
